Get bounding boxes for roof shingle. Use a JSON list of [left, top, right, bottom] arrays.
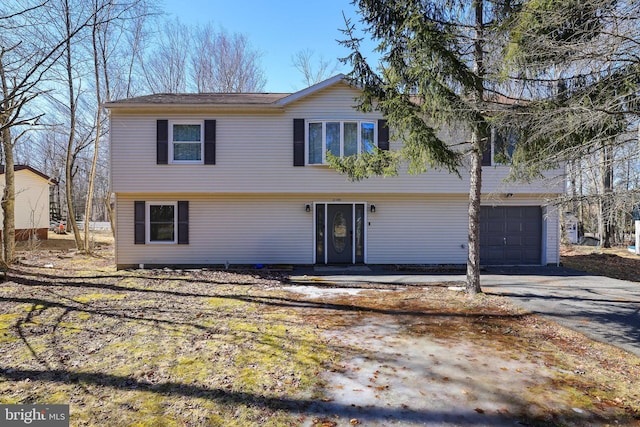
[[106, 92, 290, 106]]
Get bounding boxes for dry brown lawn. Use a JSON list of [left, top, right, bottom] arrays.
[[561, 244, 640, 283], [0, 234, 638, 426]]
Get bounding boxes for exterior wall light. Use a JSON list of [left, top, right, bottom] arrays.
[[305, 204, 311, 212], [370, 204, 376, 213]]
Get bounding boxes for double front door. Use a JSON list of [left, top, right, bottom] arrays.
[[315, 203, 366, 264]]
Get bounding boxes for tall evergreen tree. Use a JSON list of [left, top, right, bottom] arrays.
[[337, 0, 639, 286], [336, 0, 516, 294]]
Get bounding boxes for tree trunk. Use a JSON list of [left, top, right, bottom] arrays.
[[578, 158, 584, 237], [105, 193, 115, 237], [466, 0, 484, 295], [569, 159, 577, 214], [83, 129, 101, 251], [0, 56, 15, 263], [601, 140, 613, 247], [1, 126, 15, 263], [84, 3, 102, 253], [98, 4, 115, 239], [63, 0, 84, 251], [467, 131, 483, 295]]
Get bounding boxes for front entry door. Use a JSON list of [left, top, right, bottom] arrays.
[[327, 204, 353, 263]]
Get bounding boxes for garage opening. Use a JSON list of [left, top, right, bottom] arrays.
[[480, 206, 542, 265]]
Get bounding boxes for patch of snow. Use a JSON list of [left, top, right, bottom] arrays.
[[280, 285, 395, 298], [304, 319, 554, 426]]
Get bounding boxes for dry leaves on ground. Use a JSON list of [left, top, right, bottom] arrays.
[[0, 246, 639, 426]]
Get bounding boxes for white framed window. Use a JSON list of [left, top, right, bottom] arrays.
[[307, 120, 376, 165], [146, 202, 177, 244], [170, 121, 204, 163]]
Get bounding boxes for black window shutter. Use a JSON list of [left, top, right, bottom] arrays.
[[377, 119, 389, 151], [481, 140, 492, 166], [157, 120, 168, 164], [293, 118, 305, 166], [134, 201, 145, 244], [177, 201, 189, 244], [204, 120, 216, 165]]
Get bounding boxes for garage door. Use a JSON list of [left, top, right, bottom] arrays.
[[480, 206, 542, 265]]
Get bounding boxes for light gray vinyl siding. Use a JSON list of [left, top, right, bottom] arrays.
[[109, 83, 564, 196], [116, 194, 471, 267], [481, 165, 565, 196], [544, 205, 560, 265], [116, 193, 559, 267], [365, 195, 469, 264], [116, 194, 314, 266]]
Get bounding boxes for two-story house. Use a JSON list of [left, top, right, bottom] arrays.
[[105, 75, 563, 269]]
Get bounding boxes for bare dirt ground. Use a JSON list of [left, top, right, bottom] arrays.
[[0, 234, 639, 426]]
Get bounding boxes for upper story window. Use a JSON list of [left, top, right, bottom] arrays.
[[492, 128, 518, 165], [170, 121, 203, 163], [307, 121, 376, 165], [483, 127, 518, 166]]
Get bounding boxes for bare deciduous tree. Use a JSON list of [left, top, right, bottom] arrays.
[[292, 49, 339, 87], [38, 0, 153, 251], [143, 20, 266, 94], [0, 0, 98, 262], [191, 24, 217, 93], [206, 28, 265, 93], [500, 0, 640, 247], [140, 17, 189, 93], [83, 0, 106, 252]]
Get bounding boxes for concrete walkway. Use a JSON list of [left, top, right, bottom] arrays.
[[290, 266, 640, 357]]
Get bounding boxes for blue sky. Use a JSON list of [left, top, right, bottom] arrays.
[[161, 0, 378, 92]]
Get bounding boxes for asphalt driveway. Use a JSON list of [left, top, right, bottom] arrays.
[[482, 266, 640, 357], [291, 265, 640, 357]]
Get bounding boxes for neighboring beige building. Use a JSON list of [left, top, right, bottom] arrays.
[[0, 165, 56, 241], [105, 75, 564, 269]]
